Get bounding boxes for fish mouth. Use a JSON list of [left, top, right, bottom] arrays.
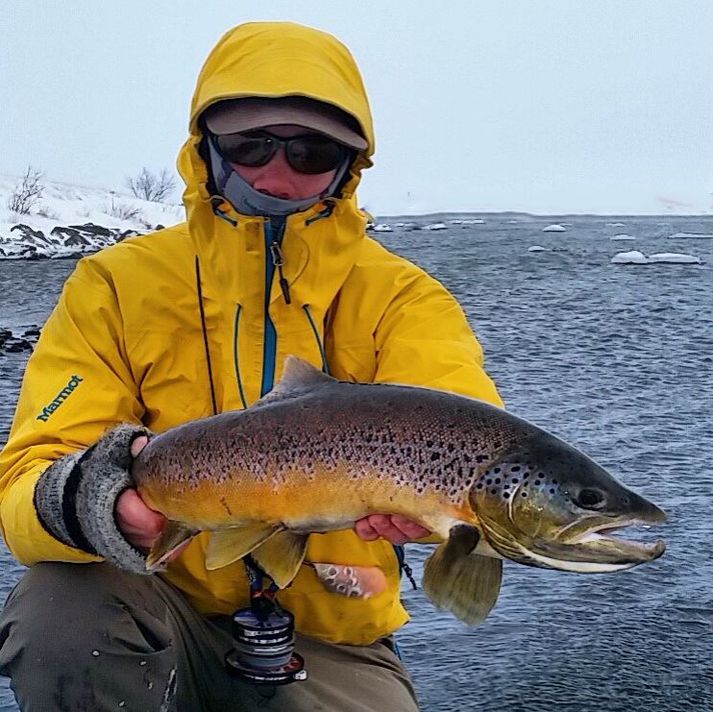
[[482, 514, 666, 573], [514, 514, 667, 573], [565, 518, 666, 562]]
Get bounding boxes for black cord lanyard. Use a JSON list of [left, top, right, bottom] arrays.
[[244, 555, 282, 621]]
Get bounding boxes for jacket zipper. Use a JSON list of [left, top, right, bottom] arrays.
[[269, 242, 292, 305], [259, 207, 334, 397], [260, 217, 287, 396]]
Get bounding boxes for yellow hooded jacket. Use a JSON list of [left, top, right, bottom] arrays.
[[0, 22, 503, 645]]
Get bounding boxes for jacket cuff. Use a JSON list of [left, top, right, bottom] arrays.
[[33, 452, 91, 551], [32, 425, 152, 574], [74, 424, 151, 574]]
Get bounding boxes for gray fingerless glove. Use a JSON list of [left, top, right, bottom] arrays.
[[34, 423, 153, 574]]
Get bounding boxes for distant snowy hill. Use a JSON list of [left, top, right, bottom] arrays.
[[0, 174, 184, 259]]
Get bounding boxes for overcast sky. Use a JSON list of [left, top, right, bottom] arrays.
[[2, 1, 712, 216]]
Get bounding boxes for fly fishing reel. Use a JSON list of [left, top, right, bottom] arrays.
[[225, 606, 307, 685], [225, 556, 307, 685]]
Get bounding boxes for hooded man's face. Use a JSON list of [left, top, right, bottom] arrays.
[[229, 125, 340, 201]]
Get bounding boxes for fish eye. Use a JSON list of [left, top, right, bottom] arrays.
[[574, 487, 606, 510]]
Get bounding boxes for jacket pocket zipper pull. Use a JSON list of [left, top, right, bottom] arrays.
[[269, 241, 291, 305]]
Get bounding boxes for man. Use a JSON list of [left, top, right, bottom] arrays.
[[0, 21, 502, 710]]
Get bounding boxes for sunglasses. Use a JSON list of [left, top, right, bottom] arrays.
[[214, 131, 348, 175]]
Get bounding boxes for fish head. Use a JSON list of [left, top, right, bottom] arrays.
[[470, 432, 666, 572]]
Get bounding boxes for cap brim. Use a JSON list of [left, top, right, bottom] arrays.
[[204, 99, 367, 151]]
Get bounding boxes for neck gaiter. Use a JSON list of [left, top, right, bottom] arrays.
[[207, 136, 350, 218]]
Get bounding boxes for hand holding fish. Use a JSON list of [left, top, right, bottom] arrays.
[[113, 437, 165, 552], [354, 514, 431, 545], [115, 489, 168, 550]]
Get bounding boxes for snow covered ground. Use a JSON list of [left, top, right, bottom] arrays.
[[0, 173, 184, 259]]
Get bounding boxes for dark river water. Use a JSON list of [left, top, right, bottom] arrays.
[[0, 215, 711, 711]]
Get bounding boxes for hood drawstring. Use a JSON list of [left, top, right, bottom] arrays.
[[231, 303, 330, 408], [233, 303, 249, 410], [195, 256, 219, 416], [302, 305, 330, 375]]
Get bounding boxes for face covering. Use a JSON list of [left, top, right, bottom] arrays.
[[207, 135, 350, 218]]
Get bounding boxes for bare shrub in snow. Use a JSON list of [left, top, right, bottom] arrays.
[[126, 167, 176, 203], [36, 204, 60, 220], [7, 166, 45, 215], [106, 198, 143, 222]]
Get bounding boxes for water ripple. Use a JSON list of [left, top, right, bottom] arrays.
[[1, 216, 712, 710]]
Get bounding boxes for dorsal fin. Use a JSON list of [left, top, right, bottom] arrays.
[[253, 356, 336, 407], [279, 356, 335, 390]]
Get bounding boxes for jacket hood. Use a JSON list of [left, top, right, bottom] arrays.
[[177, 22, 375, 217]]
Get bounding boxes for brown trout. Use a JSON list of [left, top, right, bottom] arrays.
[[132, 357, 666, 624]]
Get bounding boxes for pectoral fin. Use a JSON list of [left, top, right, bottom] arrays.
[[146, 521, 198, 572], [423, 524, 503, 625], [250, 531, 309, 589], [205, 525, 281, 571]]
